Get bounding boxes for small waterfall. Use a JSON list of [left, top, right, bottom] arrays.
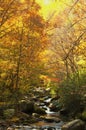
[[43, 105, 55, 114]]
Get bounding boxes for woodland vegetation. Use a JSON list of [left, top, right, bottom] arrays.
[[0, 0, 86, 123]]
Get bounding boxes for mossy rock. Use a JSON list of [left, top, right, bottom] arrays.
[[81, 110, 86, 121], [3, 109, 15, 118], [19, 101, 34, 114], [34, 106, 46, 115]]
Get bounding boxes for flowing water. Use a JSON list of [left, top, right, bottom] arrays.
[[0, 98, 64, 130], [32, 105, 64, 130]]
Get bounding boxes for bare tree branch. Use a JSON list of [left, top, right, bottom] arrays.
[[64, 31, 86, 60]]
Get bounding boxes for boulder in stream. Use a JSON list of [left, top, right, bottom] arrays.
[[62, 119, 85, 130], [34, 105, 46, 115], [44, 117, 61, 123], [19, 100, 34, 114], [60, 108, 69, 116], [19, 100, 46, 115]]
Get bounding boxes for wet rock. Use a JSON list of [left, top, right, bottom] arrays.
[[47, 127, 56, 130], [49, 103, 57, 111], [32, 113, 40, 118], [8, 125, 33, 130], [51, 96, 60, 101], [32, 96, 39, 102], [40, 103, 45, 106], [44, 97, 52, 106], [19, 101, 34, 114], [34, 106, 46, 115], [41, 126, 56, 130], [44, 117, 61, 123], [7, 127, 14, 130], [0, 121, 8, 130], [62, 119, 85, 130], [44, 96, 51, 100], [49, 101, 61, 112], [60, 108, 69, 116], [42, 106, 47, 111]]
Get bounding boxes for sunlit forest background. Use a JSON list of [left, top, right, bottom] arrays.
[[0, 0, 86, 128]]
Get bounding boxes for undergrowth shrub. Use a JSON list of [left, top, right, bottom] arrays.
[[58, 69, 86, 114]]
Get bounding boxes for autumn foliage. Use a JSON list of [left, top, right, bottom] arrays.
[[0, 0, 86, 114], [0, 0, 48, 103]]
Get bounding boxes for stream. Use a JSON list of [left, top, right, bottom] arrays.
[[2, 98, 64, 130], [5, 109, 64, 130]]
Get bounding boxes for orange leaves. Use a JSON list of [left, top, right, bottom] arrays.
[[40, 75, 60, 84], [0, 0, 49, 92], [0, 60, 16, 71]]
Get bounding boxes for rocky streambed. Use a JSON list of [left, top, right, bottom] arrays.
[[0, 87, 86, 130], [0, 95, 64, 130], [1, 105, 64, 130]]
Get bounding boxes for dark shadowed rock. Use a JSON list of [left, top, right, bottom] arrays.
[[41, 126, 56, 130], [49, 99, 62, 112], [34, 106, 46, 115], [19, 101, 34, 114], [62, 119, 85, 130], [19, 100, 46, 115], [60, 108, 69, 115]]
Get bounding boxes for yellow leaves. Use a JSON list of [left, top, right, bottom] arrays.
[[0, 60, 16, 71], [16, 17, 23, 28], [77, 55, 86, 68], [75, 41, 86, 55], [1, 73, 7, 79], [0, 60, 9, 70], [6, 79, 12, 86], [39, 50, 50, 62], [36, 0, 70, 19], [8, 63, 17, 70], [0, 0, 48, 90], [77, 59, 86, 65], [19, 0, 25, 3], [11, 41, 17, 46], [80, 41, 86, 49], [0, 7, 4, 11]]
